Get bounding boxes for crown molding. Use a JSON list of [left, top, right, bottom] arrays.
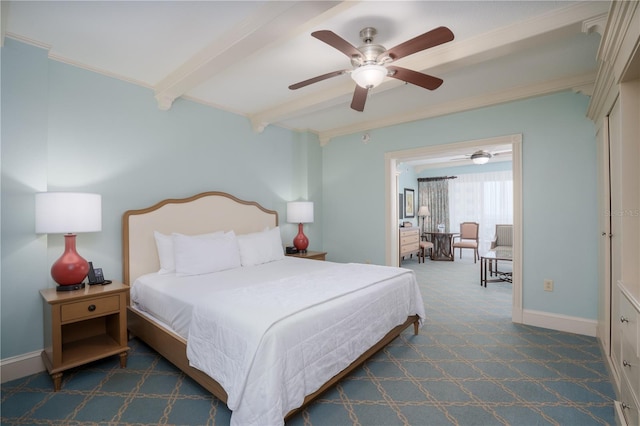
[[587, 1, 640, 121]]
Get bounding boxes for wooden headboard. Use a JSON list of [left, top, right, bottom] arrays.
[[122, 191, 278, 285]]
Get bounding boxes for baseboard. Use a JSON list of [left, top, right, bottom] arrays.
[[522, 309, 597, 337], [0, 350, 45, 384]]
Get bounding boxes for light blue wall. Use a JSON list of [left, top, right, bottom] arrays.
[[322, 92, 598, 320], [1, 40, 50, 358], [1, 39, 322, 359], [1, 37, 599, 362], [397, 163, 418, 228]]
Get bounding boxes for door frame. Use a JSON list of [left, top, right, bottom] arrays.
[[384, 133, 523, 323]]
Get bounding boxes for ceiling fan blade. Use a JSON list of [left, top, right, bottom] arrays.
[[312, 30, 363, 60], [387, 66, 443, 90], [288, 69, 347, 90], [350, 85, 368, 112], [380, 26, 454, 62]]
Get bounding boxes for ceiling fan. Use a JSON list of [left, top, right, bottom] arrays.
[[288, 26, 454, 112], [451, 149, 512, 165]]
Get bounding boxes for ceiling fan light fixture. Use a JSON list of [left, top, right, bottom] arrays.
[[471, 151, 491, 165], [351, 64, 387, 88]]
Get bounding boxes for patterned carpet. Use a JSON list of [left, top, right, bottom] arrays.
[[1, 253, 615, 425]]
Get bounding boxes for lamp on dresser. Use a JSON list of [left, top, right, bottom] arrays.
[[35, 192, 102, 291], [287, 201, 314, 253]]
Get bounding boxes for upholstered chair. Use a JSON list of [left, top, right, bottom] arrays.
[[490, 224, 513, 249], [452, 222, 480, 262], [419, 240, 434, 263]]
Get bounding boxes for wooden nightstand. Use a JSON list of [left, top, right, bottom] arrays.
[[40, 281, 130, 391], [286, 250, 327, 261]]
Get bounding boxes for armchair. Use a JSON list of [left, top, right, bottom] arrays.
[[490, 224, 513, 273], [490, 224, 513, 249], [452, 222, 479, 262]]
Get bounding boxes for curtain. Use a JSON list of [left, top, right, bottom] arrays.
[[418, 178, 452, 234], [448, 170, 513, 253]]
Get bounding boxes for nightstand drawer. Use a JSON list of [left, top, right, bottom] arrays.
[[61, 295, 120, 322]]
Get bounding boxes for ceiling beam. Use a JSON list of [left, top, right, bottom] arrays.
[[153, 1, 345, 110], [317, 72, 596, 145], [250, 1, 610, 133]]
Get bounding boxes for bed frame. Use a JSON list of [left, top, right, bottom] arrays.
[[122, 191, 419, 419]]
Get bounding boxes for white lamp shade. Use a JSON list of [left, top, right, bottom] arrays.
[[351, 64, 387, 88], [418, 206, 430, 217], [35, 192, 102, 234], [287, 201, 314, 224]]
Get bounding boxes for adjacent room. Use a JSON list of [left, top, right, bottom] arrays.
[[2, 1, 639, 425], [397, 147, 514, 287]]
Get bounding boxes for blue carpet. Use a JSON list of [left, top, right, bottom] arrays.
[[1, 254, 615, 425]]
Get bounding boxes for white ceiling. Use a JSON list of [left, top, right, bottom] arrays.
[[2, 0, 610, 154]]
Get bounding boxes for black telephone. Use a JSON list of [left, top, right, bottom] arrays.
[[285, 246, 299, 254], [88, 262, 111, 285]]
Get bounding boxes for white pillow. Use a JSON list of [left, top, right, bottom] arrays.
[[173, 231, 241, 276], [237, 227, 285, 267], [154, 230, 223, 274]]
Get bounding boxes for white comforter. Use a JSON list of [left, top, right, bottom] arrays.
[[188, 262, 423, 426], [131, 259, 425, 426]]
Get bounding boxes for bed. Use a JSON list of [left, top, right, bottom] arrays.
[[123, 191, 425, 426]]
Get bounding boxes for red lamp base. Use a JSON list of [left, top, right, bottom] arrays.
[[293, 223, 309, 253], [51, 234, 90, 290]]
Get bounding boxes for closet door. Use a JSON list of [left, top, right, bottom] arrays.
[[610, 80, 640, 426], [608, 97, 622, 377], [613, 81, 640, 300], [597, 112, 612, 357]]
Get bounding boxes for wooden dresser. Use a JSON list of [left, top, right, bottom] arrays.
[[399, 227, 420, 266]]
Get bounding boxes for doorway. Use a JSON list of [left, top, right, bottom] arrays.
[[384, 133, 523, 323]]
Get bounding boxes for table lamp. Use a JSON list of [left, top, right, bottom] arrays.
[[418, 205, 430, 234], [287, 201, 313, 253], [35, 192, 102, 291]]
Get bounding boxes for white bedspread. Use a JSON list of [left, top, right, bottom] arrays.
[[131, 257, 335, 338], [186, 262, 424, 426], [131, 258, 424, 426]]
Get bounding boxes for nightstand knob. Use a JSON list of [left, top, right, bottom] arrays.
[[88, 304, 96, 312]]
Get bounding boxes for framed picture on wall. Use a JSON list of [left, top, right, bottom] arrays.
[[399, 194, 404, 219], [404, 188, 415, 218]]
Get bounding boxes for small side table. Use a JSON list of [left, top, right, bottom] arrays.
[[285, 250, 327, 261], [480, 248, 513, 287], [40, 281, 130, 391]]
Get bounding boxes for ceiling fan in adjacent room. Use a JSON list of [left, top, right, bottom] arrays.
[[288, 26, 454, 112], [451, 148, 513, 165]]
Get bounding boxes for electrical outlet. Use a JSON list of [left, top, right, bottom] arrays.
[[544, 279, 554, 292]]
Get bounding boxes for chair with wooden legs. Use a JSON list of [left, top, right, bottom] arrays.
[[452, 222, 479, 262], [419, 239, 434, 263]]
